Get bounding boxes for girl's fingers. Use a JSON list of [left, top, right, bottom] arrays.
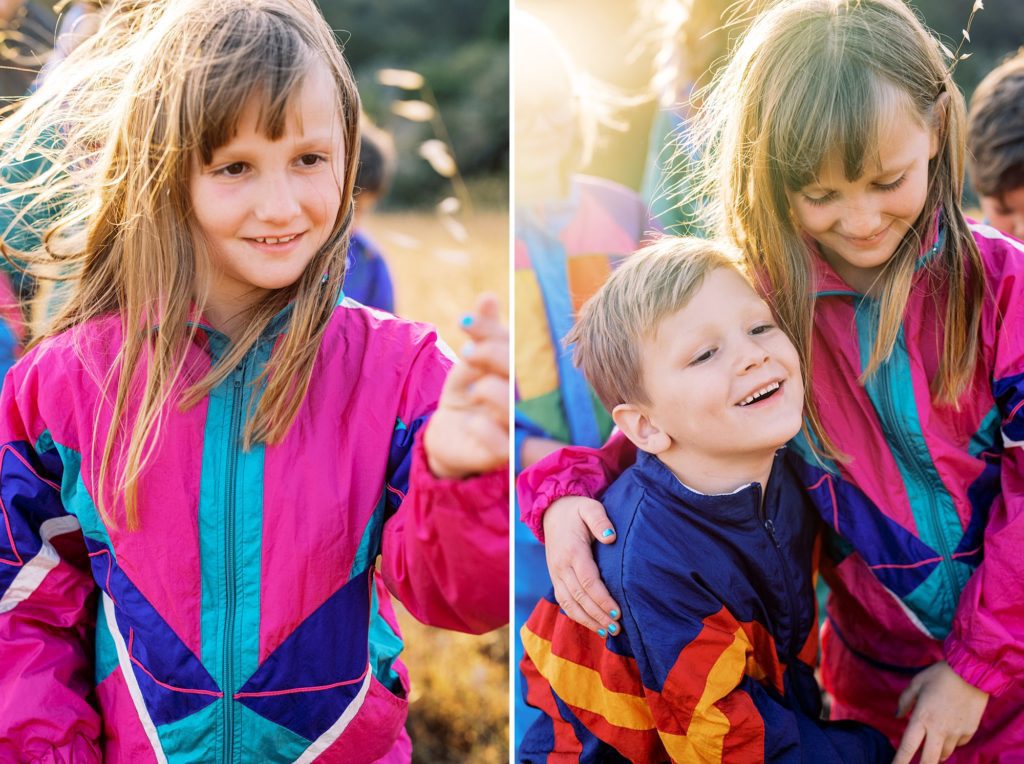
[[579, 498, 617, 547], [461, 293, 507, 342], [461, 336, 510, 377], [892, 721, 925, 764], [896, 677, 921, 718], [468, 374, 509, 426], [551, 579, 607, 634], [919, 733, 945, 764], [561, 567, 620, 635]]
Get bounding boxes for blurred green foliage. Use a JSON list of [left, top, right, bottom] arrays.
[[319, 0, 509, 209]]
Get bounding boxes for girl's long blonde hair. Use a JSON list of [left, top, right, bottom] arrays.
[[693, 0, 983, 459], [0, 0, 360, 527]]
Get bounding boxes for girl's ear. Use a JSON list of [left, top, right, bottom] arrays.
[[929, 91, 950, 160], [612, 403, 672, 455]]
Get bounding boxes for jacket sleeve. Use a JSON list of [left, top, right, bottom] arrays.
[[945, 233, 1024, 695], [624, 579, 892, 763], [0, 365, 102, 762], [516, 428, 637, 542], [379, 328, 509, 635]]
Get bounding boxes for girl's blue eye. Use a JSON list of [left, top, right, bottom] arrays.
[[876, 175, 906, 192]]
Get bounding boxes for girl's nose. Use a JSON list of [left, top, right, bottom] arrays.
[[254, 177, 302, 223], [842, 200, 884, 238]]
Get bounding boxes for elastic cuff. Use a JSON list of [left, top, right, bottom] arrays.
[[944, 636, 1014, 696]]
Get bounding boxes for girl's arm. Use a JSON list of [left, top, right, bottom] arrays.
[[900, 233, 1024, 762], [515, 431, 637, 632], [0, 369, 101, 761], [380, 296, 509, 634]]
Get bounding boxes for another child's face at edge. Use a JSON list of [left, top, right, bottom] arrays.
[[979, 186, 1024, 240], [786, 98, 940, 293], [189, 60, 345, 313], [638, 267, 804, 461]]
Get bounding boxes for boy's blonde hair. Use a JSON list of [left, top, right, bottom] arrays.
[[566, 236, 741, 411], [0, 0, 360, 527]]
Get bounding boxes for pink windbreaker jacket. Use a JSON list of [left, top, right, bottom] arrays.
[[0, 298, 509, 763]]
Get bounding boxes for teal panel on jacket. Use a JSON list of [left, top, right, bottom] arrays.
[[969, 405, 1001, 459], [197, 333, 270, 758], [39, 433, 115, 554], [854, 300, 970, 638], [154, 701, 221, 763]]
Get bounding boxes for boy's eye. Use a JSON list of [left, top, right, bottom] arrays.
[[689, 348, 716, 365], [750, 323, 775, 335], [875, 175, 906, 192]]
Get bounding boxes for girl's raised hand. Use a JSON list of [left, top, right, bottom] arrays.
[[423, 294, 509, 479], [892, 661, 989, 764], [542, 495, 621, 635]]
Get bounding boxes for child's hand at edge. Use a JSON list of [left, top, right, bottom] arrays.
[[542, 495, 622, 637], [424, 293, 509, 480], [892, 660, 989, 764]]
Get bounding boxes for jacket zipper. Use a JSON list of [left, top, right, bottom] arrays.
[[877, 361, 963, 616], [223, 364, 245, 763], [762, 516, 802, 661]]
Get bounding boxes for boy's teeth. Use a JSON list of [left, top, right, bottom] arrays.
[[740, 381, 780, 406]]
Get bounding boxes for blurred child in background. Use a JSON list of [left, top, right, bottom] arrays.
[[967, 48, 1024, 240], [346, 115, 397, 312], [512, 8, 648, 748]]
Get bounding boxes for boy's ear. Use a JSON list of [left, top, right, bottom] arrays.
[[612, 403, 672, 455]]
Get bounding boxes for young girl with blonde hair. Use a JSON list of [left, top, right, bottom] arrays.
[[519, 0, 1024, 761], [0, 0, 509, 760]]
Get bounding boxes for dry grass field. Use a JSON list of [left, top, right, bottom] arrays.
[[363, 209, 510, 764]]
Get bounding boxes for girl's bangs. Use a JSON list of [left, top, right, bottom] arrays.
[[773, 59, 882, 192], [190, 8, 314, 163]]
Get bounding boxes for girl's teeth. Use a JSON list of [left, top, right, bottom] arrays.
[[256, 235, 295, 244]]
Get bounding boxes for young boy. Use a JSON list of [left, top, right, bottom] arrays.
[[968, 49, 1024, 240], [518, 237, 892, 763]]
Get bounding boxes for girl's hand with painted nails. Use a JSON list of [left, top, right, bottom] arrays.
[[892, 661, 989, 764], [542, 495, 621, 634], [424, 293, 510, 480]]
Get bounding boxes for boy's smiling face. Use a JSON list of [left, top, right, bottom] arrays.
[[623, 267, 804, 485]]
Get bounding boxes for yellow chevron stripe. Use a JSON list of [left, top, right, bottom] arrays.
[[521, 625, 655, 731]]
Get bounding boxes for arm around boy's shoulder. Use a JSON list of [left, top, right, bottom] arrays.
[[0, 343, 102, 761]]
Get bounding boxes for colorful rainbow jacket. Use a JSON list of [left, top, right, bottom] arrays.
[[519, 450, 892, 762], [518, 221, 1024, 758], [0, 299, 508, 763]]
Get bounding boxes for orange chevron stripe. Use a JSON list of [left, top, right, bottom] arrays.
[[525, 597, 645, 695]]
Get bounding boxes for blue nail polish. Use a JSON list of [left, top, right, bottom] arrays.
[[601, 528, 615, 538], [460, 314, 474, 328], [597, 629, 607, 637], [608, 623, 618, 634], [610, 609, 619, 619]]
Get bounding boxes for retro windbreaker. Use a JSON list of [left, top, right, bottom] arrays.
[[519, 450, 892, 763], [0, 298, 508, 763], [518, 221, 1024, 757]]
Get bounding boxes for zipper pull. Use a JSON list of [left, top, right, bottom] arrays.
[[764, 518, 781, 548]]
